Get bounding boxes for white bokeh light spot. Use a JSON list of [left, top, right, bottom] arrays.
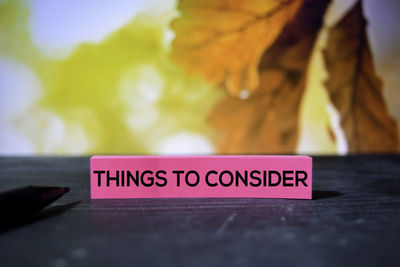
[[119, 65, 164, 109], [29, 0, 147, 57], [157, 133, 215, 155]]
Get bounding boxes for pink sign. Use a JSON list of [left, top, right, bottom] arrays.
[[90, 155, 312, 199]]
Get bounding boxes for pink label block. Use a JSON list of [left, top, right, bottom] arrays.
[[90, 155, 312, 199]]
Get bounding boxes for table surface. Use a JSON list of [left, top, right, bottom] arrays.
[[0, 155, 399, 267]]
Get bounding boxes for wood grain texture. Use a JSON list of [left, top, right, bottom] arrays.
[[0, 155, 399, 267]]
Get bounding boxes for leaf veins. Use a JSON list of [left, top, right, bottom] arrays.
[[209, 0, 330, 154], [324, 1, 399, 153], [171, 0, 303, 96]]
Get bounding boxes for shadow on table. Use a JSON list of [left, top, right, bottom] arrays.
[[312, 190, 342, 200], [0, 201, 80, 234]]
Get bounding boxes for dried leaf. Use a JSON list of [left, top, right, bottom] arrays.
[[209, 0, 330, 154], [171, 0, 303, 96], [324, 1, 399, 153]]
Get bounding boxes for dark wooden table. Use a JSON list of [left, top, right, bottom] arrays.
[[0, 155, 399, 267]]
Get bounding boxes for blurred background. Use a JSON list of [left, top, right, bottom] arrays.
[[0, 0, 399, 155]]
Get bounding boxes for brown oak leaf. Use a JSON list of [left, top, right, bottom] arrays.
[[324, 1, 399, 153], [209, 0, 330, 154], [171, 0, 303, 96]]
